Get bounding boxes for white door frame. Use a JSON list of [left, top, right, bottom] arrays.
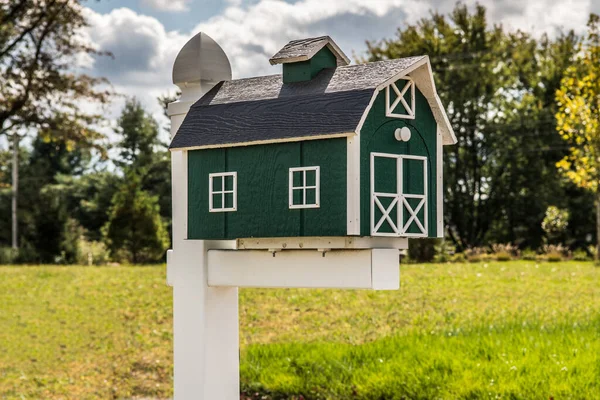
[[370, 152, 428, 237]]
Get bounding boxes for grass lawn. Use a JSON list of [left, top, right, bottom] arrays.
[[0, 261, 599, 399]]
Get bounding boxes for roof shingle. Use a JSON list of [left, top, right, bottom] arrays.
[[170, 56, 425, 150]]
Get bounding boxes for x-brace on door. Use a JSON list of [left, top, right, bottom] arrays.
[[370, 152, 428, 237]]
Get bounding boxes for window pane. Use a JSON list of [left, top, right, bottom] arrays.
[[292, 188, 303, 206], [292, 170, 303, 187], [305, 188, 316, 205], [224, 192, 234, 209], [224, 175, 234, 191], [402, 159, 425, 195], [305, 169, 316, 186], [212, 176, 223, 191], [212, 193, 222, 209]]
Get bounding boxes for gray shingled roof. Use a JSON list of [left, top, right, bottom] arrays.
[[269, 36, 350, 66], [170, 56, 425, 150]]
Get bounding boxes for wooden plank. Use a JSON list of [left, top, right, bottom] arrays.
[[207, 249, 400, 290], [301, 139, 346, 236], [235, 236, 408, 250], [188, 149, 225, 239], [226, 142, 301, 239]]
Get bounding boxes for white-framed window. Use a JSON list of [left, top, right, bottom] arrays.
[[209, 172, 237, 212], [289, 166, 320, 209], [385, 77, 415, 119]]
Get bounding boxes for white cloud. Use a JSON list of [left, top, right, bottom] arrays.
[[140, 0, 191, 12], [192, 0, 595, 79], [81, 0, 596, 135]]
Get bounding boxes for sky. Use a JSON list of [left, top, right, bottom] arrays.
[[81, 0, 600, 130]]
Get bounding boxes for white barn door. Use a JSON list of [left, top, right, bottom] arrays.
[[370, 152, 428, 237]]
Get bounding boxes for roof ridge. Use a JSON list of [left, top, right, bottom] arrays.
[[222, 56, 426, 85]]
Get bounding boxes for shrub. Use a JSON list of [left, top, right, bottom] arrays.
[[464, 247, 488, 263], [494, 251, 512, 262], [572, 249, 591, 261], [77, 238, 110, 266], [450, 253, 466, 263], [408, 239, 440, 263], [541, 244, 567, 256], [467, 254, 482, 263], [0, 247, 17, 265], [492, 243, 519, 257], [14, 241, 40, 264], [434, 240, 455, 263], [521, 248, 537, 260], [547, 252, 563, 262]]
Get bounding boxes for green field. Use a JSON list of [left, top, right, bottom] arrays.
[[0, 262, 599, 399]]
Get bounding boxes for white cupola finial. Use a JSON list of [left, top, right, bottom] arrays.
[[172, 32, 232, 102]]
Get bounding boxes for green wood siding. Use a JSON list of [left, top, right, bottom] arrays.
[[282, 47, 337, 83], [359, 80, 438, 237], [188, 138, 347, 239]]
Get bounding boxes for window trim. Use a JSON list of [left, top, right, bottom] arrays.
[[289, 166, 320, 209], [385, 77, 415, 119], [209, 172, 237, 212]]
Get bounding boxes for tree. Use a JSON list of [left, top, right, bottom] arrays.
[[102, 173, 169, 264], [555, 14, 600, 260], [116, 98, 161, 168], [116, 97, 172, 242], [0, 0, 111, 250], [365, 3, 578, 250]]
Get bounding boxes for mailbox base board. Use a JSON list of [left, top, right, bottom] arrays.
[[207, 248, 400, 290]]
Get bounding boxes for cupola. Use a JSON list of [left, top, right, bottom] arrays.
[[269, 36, 350, 83]]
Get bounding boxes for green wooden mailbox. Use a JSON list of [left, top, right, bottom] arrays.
[[169, 36, 456, 243], [166, 33, 457, 399]]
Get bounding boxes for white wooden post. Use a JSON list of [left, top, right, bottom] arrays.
[[168, 80, 240, 399]]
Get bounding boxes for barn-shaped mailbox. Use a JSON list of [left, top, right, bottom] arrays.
[[170, 35, 456, 243], [167, 34, 457, 398]]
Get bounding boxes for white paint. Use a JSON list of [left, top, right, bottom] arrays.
[[169, 132, 352, 152], [385, 78, 415, 119], [371, 249, 401, 290], [209, 172, 238, 212], [370, 152, 428, 237], [436, 125, 444, 237], [395, 127, 411, 142], [207, 248, 399, 290], [171, 240, 239, 400], [346, 135, 361, 235], [288, 166, 320, 209], [172, 32, 232, 92], [236, 236, 408, 250]]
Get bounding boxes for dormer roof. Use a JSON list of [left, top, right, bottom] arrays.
[[269, 36, 350, 67]]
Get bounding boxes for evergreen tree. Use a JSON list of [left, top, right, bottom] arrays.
[[103, 173, 169, 264]]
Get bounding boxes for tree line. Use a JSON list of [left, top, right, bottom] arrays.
[[0, 1, 599, 263]]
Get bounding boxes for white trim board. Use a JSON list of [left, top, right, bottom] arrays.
[[207, 248, 400, 290], [235, 236, 408, 250], [436, 125, 444, 237], [170, 132, 353, 152], [346, 134, 361, 235]]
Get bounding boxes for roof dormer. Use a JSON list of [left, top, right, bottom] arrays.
[[269, 36, 350, 83]]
